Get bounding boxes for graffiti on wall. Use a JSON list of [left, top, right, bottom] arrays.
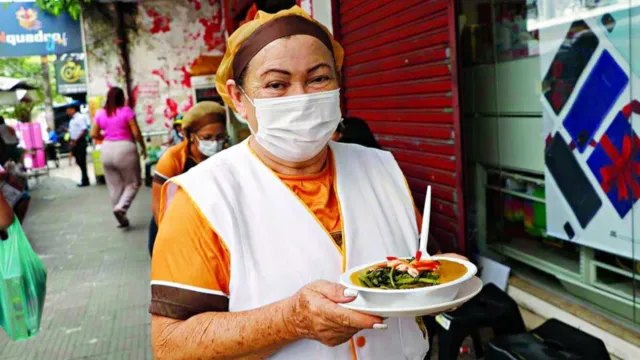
[[84, 0, 225, 131], [130, 0, 225, 131]]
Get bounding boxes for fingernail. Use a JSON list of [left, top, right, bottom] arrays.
[[343, 288, 358, 298], [373, 323, 387, 330]]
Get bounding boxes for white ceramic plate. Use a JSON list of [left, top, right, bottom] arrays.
[[340, 276, 483, 317]]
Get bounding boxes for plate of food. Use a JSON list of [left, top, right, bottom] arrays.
[[340, 252, 479, 313], [340, 276, 482, 317]]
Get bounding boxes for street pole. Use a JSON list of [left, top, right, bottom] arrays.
[[40, 56, 55, 129]]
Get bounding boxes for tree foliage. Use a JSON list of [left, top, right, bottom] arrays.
[[0, 57, 67, 122], [35, 0, 91, 20]]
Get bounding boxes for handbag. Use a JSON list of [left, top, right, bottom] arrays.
[[0, 217, 47, 341]]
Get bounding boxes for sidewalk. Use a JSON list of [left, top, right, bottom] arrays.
[[0, 161, 153, 360]]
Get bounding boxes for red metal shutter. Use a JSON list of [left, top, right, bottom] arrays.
[[335, 0, 465, 252]]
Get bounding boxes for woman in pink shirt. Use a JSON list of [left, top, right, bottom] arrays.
[[91, 87, 147, 228]]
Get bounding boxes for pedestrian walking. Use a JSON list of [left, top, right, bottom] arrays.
[[67, 105, 90, 187], [91, 87, 147, 228]]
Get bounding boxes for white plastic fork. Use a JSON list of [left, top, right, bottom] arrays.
[[418, 185, 432, 259]]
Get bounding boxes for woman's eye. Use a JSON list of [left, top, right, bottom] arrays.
[[311, 76, 329, 84], [267, 82, 286, 90]]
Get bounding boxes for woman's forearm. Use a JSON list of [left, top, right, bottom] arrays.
[[90, 122, 101, 140], [136, 132, 146, 150], [128, 119, 147, 151], [152, 296, 300, 360]]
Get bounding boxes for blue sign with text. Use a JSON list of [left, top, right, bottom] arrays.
[[0, 1, 83, 58]]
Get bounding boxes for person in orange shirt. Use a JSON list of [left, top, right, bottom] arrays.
[[150, 6, 465, 360], [148, 101, 227, 256]]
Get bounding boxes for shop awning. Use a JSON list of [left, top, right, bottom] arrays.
[[0, 77, 39, 106], [0, 77, 37, 92]]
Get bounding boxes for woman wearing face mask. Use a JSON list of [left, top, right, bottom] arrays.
[[149, 101, 227, 256], [150, 7, 463, 360]]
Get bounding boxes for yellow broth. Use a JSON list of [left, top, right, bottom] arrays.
[[350, 259, 467, 288]]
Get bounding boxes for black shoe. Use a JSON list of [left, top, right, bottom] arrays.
[[77, 183, 90, 188], [114, 211, 130, 228]]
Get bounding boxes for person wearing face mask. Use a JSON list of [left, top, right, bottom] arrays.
[[150, 7, 464, 360], [148, 101, 227, 257]]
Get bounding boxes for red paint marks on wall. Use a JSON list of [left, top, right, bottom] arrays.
[[131, 85, 140, 107], [187, 31, 202, 42], [198, 17, 224, 52], [177, 65, 191, 88], [151, 69, 170, 86], [188, 0, 202, 12], [146, 8, 171, 34], [182, 96, 194, 113], [145, 104, 155, 125], [164, 98, 179, 120]]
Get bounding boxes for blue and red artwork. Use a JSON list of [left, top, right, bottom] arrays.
[[563, 51, 629, 153], [587, 111, 640, 218]]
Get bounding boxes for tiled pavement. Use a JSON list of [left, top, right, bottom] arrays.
[[0, 161, 153, 360]]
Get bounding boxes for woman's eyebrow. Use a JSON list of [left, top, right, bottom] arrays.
[[260, 68, 291, 78], [308, 63, 332, 73], [259, 63, 332, 78]]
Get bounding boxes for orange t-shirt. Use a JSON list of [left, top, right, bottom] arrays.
[[152, 141, 194, 213], [149, 150, 429, 320], [153, 141, 189, 185]]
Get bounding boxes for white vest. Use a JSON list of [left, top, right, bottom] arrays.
[[167, 141, 429, 359]]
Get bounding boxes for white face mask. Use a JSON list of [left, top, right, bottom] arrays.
[[241, 88, 342, 162], [197, 137, 223, 157]]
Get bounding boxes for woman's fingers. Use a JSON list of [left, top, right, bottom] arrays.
[[308, 280, 357, 304], [325, 303, 385, 330], [305, 280, 385, 329]]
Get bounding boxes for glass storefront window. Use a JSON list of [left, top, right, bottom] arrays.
[[459, 0, 540, 66], [460, 0, 640, 328]]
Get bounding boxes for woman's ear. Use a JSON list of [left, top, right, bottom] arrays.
[[226, 80, 247, 119]]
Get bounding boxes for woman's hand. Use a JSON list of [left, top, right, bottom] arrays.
[[287, 280, 385, 347], [141, 148, 148, 160]]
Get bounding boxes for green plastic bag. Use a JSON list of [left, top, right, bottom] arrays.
[[0, 217, 47, 341]]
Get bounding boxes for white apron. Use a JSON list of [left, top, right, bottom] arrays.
[[166, 140, 429, 359]]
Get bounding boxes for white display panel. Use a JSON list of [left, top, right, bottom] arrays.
[[542, 5, 640, 259]]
